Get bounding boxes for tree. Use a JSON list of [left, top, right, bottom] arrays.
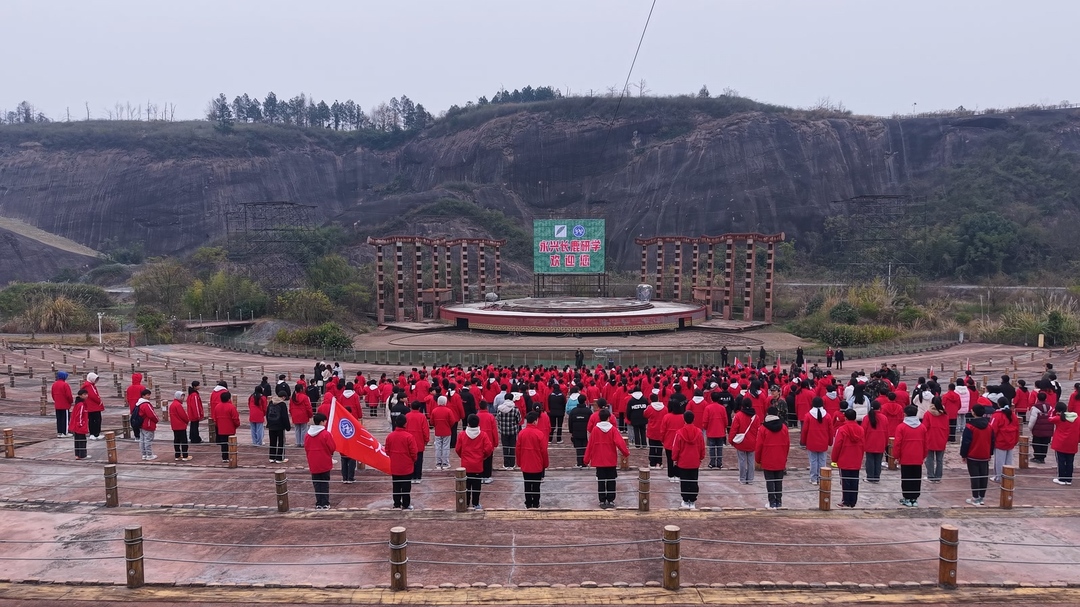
[[206, 93, 233, 132], [131, 260, 194, 316], [264, 92, 279, 123], [698, 85, 710, 98], [17, 101, 33, 123], [635, 79, 650, 97]]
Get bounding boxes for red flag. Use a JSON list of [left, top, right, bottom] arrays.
[[328, 398, 391, 474]]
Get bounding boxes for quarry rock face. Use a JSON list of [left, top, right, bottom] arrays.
[[0, 107, 1077, 283]]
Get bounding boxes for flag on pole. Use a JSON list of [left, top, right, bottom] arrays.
[[734, 356, 742, 369], [966, 358, 971, 371], [328, 397, 391, 474]]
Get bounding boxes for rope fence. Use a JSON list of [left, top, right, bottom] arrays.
[[1, 524, 1074, 591]]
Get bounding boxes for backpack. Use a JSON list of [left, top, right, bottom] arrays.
[[130, 404, 144, 431], [266, 403, 283, 426]]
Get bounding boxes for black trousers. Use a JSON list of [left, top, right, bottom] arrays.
[[840, 468, 860, 507], [900, 464, 922, 500], [826, 357, 832, 368], [948, 418, 958, 443], [501, 433, 517, 468], [572, 437, 587, 466], [1032, 435, 1051, 460], [548, 414, 564, 442], [665, 449, 678, 478], [172, 430, 189, 458], [967, 459, 989, 499], [482, 455, 493, 479], [392, 474, 412, 508], [217, 432, 232, 461], [648, 438, 663, 466], [73, 433, 87, 458], [189, 420, 202, 443], [466, 473, 483, 506], [764, 469, 784, 506], [596, 466, 617, 504], [269, 429, 285, 461], [55, 409, 69, 435], [312, 471, 330, 507], [1058, 452, 1075, 482], [88, 411, 102, 437], [679, 467, 699, 503], [449, 422, 459, 448], [412, 452, 424, 480], [631, 424, 647, 448], [523, 471, 543, 508], [342, 456, 357, 481]]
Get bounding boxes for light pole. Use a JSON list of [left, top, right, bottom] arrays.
[[96, 312, 104, 344]]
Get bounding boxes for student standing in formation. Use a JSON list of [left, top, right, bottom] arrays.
[[405, 401, 430, 484], [386, 415, 419, 510], [893, 405, 928, 507], [989, 401, 1019, 482], [133, 388, 159, 461], [248, 386, 267, 447], [82, 373, 104, 440], [430, 395, 457, 470], [729, 399, 757, 485], [644, 394, 667, 468], [496, 394, 522, 470], [266, 386, 292, 464], [456, 414, 494, 510], [168, 391, 190, 461], [69, 389, 90, 460], [801, 397, 832, 485], [922, 398, 949, 482], [755, 406, 790, 509], [1050, 403, 1080, 485], [290, 385, 313, 448], [626, 386, 649, 449], [517, 411, 550, 509], [861, 402, 887, 483], [186, 381, 205, 444], [960, 404, 993, 506], [672, 410, 705, 509], [661, 400, 686, 482], [212, 391, 240, 463], [567, 395, 591, 467], [1027, 392, 1055, 464], [547, 384, 567, 444], [304, 413, 337, 510], [702, 392, 729, 469], [831, 408, 865, 508], [584, 409, 629, 509], [51, 371, 73, 438]]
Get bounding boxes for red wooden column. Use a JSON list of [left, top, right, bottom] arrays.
[[444, 244, 452, 299], [722, 238, 734, 320], [478, 243, 487, 297], [691, 242, 700, 291], [673, 241, 683, 301], [415, 242, 424, 320], [460, 243, 469, 303], [764, 241, 776, 323], [494, 246, 501, 295], [706, 244, 715, 316], [433, 244, 441, 290], [743, 237, 755, 321], [376, 245, 385, 325], [395, 241, 405, 322], [640, 243, 648, 285], [656, 241, 665, 299]]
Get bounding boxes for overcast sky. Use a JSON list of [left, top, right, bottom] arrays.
[[4, 0, 1078, 122]]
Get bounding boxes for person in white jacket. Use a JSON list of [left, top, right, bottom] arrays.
[[955, 382, 972, 432]]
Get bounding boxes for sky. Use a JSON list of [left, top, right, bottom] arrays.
[[3, 0, 1079, 122]]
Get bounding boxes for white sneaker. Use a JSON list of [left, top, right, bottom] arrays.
[[669, 477, 678, 483], [482, 478, 492, 484], [688, 502, 696, 510], [141, 455, 148, 460], [411, 479, 421, 484], [146, 455, 157, 461], [680, 501, 690, 509], [965, 498, 980, 506], [1053, 478, 1068, 485]]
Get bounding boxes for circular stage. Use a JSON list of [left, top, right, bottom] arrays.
[[439, 297, 707, 334]]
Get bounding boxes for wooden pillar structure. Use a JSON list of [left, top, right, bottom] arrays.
[[764, 241, 776, 323], [656, 240, 665, 299], [640, 243, 648, 285], [705, 244, 715, 315], [691, 242, 700, 291], [433, 244, 441, 291], [673, 240, 683, 301], [375, 245, 385, 324], [395, 241, 405, 321], [444, 244, 452, 301], [459, 242, 469, 302], [743, 236, 755, 321], [723, 238, 735, 320], [478, 243, 487, 297], [414, 242, 424, 320], [494, 246, 501, 295]]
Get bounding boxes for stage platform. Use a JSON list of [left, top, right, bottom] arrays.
[[438, 297, 707, 334], [695, 318, 771, 332]]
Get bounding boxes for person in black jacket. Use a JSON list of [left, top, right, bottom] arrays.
[[626, 385, 650, 448], [567, 395, 592, 467], [547, 383, 567, 443], [266, 385, 292, 464]]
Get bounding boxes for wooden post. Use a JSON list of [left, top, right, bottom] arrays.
[[104, 464, 119, 507], [938, 524, 958, 588], [999, 465, 1015, 509], [3, 428, 14, 458], [39, 396, 47, 416], [454, 467, 467, 513], [390, 526, 408, 591], [1018, 436, 1029, 469], [208, 418, 217, 445], [274, 469, 290, 512], [619, 452, 629, 471], [124, 526, 144, 588], [638, 467, 650, 512], [662, 525, 681, 591], [160, 401, 169, 422], [105, 431, 117, 464], [886, 437, 898, 470], [121, 414, 131, 439], [0, 385, 6, 399], [27, 366, 32, 379], [228, 436, 238, 468], [818, 467, 832, 511]]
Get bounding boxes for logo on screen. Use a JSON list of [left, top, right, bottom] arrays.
[[573, 224, 586, 238], [554, 225, 567, 238]]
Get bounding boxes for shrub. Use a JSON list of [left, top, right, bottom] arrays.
[[275, 289, 337, 323], [828, 301, 858, 325], [276, 322, 352, 349], [804, 293, 825, 316], [0, 283, 112, 320], [897, 306, 923, 327]]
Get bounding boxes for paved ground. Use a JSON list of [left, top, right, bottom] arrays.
[[2, 339, 1079, 604]]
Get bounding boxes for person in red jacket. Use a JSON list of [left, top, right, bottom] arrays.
[[82, 373, 104, 440], [430, 395, 458, 469], [212, 391, 240, 463], [133, 388, 159, 461], [168, 391, 191, 461], [517, 411, 550, 509], [755, 407, 790, 509], [643, 396, 667, 468], [584, 409, 630, 509], [289, 386, 313, 448], [990, 402, 1019, 482], [729, 399, 758, 484], [960, 404, 994, 506], [702, 392, 729, 469], [456, 414, 494, 510], [801, 398, 833, 485], [893, 405, 928, 507], [126, 373, 145, 439], [51, 371, 74, 438], [660, 400, 687, 482], [248, 386, 268, 447], [385, 415, 419, 510], [186, 381, 205, 444], [304, 413, 338, 510], [922, 398, 949, 482], [831, 408, 865, 507], [405, 401, 430, 484], [941, 384, 962, 443], [69, 389, 90, 459], [1050, 403, 1080, 485], [477, 402, 499, 483], [673, 411, 706, 509]]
